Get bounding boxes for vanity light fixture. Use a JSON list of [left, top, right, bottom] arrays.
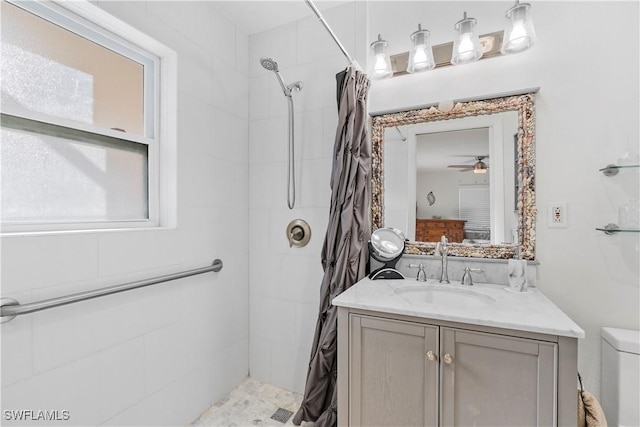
[[451, 12, 483, 65], [369, 34, 393, 80], [501, 1, 536, 54], [407, 24, 435, 73], [372, 3, 537, 78]]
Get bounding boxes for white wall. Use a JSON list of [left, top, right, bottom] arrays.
[[416, 171, 489, 219], [368, 1, 640, 398], [383, 126, 411, 235], [248, 2, 367, 393], [1, 1, 249, 425]]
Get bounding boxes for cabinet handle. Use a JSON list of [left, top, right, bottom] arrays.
[[426, 351, 437, 362], [443, 353, 454, 364]]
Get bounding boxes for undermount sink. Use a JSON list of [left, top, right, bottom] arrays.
[[394, 285, 497, 309]]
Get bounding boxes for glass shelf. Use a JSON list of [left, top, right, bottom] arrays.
[[599, 164, 640, 176], [596, 223, 640, 235]]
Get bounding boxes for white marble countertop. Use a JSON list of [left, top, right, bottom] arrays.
[[332, 278, 585, 339]]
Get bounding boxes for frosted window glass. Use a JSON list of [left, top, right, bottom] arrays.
[[1, 116, 148, 223], [0, 2, 145, 136]]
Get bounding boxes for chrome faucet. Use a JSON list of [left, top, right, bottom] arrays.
[[408, 263, 427, 282], [435, 235, 450, 284]]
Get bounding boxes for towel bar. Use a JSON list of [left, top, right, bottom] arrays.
[[0, 259, 223, 323]]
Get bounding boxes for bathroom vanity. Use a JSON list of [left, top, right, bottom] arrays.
[[333, 278, 584, 426]]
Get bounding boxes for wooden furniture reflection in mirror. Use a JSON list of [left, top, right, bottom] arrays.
[[416, 219, 466, 243]]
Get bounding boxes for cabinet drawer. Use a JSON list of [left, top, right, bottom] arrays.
[[424, 231, 444, 241], [428, 222, 447, 229]]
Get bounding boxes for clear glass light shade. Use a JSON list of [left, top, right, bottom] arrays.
[[407, 24, 435, 73], [501, 1, 536, 54], [369, 34, 393, 80], [451, 12, 483, 65]]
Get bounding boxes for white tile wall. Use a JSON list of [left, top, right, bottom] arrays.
[[97, 339, 146, 421], [2, 355, 102, 426], [249, 22, 298, 78], [248, 1, 366, 394], [0, 312, 33, 388], [1, 1, 249, 425], [1, 234, 99, 294]]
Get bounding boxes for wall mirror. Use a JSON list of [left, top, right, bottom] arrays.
[[371, 93, 536, 260]]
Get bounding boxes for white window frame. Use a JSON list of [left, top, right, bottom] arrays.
[[1, 0, 177, 234]]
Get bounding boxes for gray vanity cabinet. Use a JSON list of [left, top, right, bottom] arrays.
[[439, 327, 556, 426], [342, 312, 559, 427]]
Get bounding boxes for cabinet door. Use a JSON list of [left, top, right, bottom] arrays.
[[440, 328, 557, 427], [350, 314, 439, 427]]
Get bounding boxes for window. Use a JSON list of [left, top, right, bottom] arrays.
[[459, 184, 491, 239], [0, 0, 175, 232]]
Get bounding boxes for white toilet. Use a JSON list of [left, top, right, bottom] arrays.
[[601, 327, 640, 427]]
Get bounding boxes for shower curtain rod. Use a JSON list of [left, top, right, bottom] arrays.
[[304, 0, 357, 67]]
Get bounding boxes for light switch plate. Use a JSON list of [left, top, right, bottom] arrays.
[[548, 202, 568, 228]]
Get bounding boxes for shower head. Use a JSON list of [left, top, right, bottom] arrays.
[[259, 57, 295, 97], [260, 57, 279, 72]]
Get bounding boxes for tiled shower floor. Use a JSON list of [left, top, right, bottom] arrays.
[[191, 377, 315, 426]]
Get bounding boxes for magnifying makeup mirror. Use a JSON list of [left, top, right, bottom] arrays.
[[368, 227, 406, 280]]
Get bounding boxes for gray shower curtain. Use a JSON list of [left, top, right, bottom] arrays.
[[292, 66, 371, 427]]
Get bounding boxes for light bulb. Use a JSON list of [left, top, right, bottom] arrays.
[[510, 20, 527, 40], [507, 20, 527, 47], [373, 54, 390, 76], [410, 45, 434, 72], [457, 33, 474, 58], [413, 46, 427, 65]]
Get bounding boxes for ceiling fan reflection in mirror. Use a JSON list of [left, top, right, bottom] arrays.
[[448, 155, 489, 173]]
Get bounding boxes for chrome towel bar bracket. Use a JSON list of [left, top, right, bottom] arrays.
[[0, 259, 223, 323]]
